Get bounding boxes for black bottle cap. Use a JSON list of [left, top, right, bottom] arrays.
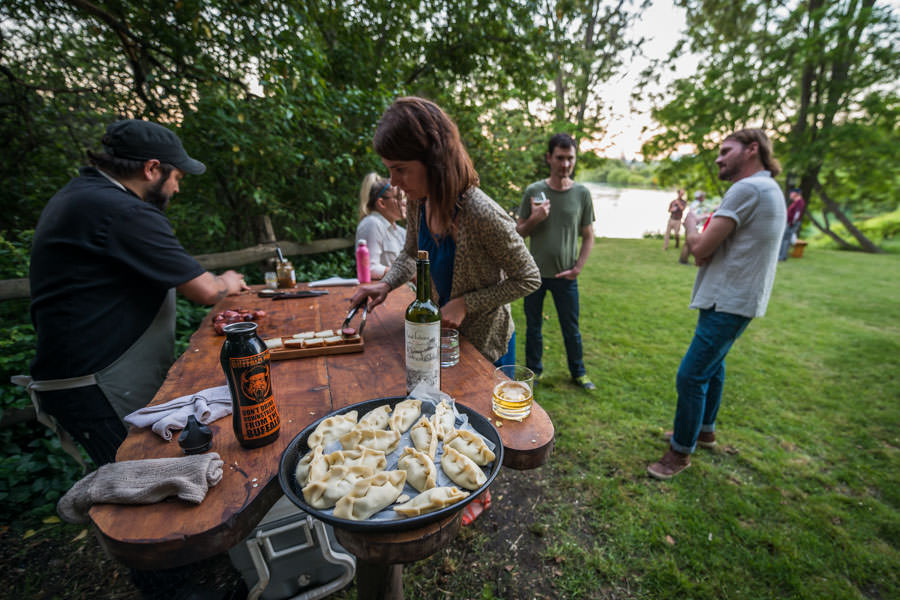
[[178, 415, 213, 455]]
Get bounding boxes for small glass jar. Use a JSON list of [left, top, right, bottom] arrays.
[[276, 260, 295, 289]]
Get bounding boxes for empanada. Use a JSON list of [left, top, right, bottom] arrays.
[[295, 444, 327, 486], [444, 429, 496, 466], [389, 398, 422, 433], [307, 411, 358, 448], [302, 464, 373, 509], [394, 486, 470, 517], [358, 405, 392, 430], [432, 399, 456, 440], [339, 426, 401, 454], [323, 447, 387, 473], [333, 470, 407, 521], [409, 416, 438, 459], [441, 445, 486, 490], [397, 447, 437, 492]]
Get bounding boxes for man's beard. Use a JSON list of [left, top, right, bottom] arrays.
[[145, 178, 171, 210], [717, 163, 738, 182]]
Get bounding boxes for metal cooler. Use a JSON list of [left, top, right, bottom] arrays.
[[229, 494, 356, 600]]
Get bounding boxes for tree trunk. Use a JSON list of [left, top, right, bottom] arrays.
[[814, 180, 883, 253], [804, 211, 855, 250]]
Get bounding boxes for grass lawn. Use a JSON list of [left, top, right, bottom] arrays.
[[392, 238, 899, 599]]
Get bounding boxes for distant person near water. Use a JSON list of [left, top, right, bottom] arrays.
[[648, 128, 786, 480], [679, 190, 707, 264], [516, 133, 597, 391], [664, 189, 687, 250], [778, 188, 806, 261]]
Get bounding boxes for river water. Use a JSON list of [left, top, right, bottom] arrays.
[[582, 182, 677, 239]]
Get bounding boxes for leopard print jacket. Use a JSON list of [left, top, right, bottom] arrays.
[[381, 187, 541, 361]]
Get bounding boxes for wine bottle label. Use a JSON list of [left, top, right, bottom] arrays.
[[405, 320, 441, 392], [229, 351, 280, 440]]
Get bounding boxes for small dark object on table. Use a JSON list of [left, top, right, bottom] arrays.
[[178, 415, 213, 455]]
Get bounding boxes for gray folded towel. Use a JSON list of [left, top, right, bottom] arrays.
[[57, 452, 224, 523], [124, 385, 232, 440]]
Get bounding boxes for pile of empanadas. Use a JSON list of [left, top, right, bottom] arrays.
[[295, 398, 496, 521]]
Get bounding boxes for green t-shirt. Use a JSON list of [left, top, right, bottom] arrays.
[[519, 181, 595, 278]]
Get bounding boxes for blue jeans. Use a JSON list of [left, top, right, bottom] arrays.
[[493, 331, 516, 368], [779, 221, 800, 261], [523, 278, 585, 379], [671, 308, 752, 454]]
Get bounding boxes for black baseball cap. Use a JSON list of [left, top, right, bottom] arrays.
[[103, 119, 206, 175]]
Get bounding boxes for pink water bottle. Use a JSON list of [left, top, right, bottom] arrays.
[[356, 239, 371, 283]]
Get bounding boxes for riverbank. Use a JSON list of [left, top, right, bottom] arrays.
[[582, 182, 677, 239]]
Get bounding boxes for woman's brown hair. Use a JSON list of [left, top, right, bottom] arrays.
[[373, 97, 478, 230]]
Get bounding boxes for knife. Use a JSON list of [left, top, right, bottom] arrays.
[[258, 289, 329, 300]]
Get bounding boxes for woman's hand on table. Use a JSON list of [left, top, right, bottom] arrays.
[[350, 282, 391, 309], [441, 297, 466, 329]]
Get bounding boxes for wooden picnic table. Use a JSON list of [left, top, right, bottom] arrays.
[[89, 283, 554, 596]]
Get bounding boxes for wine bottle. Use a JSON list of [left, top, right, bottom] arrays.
[[405, 250, 441, 393]]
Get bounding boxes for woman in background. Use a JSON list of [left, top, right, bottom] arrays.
[[356, 173, 407, 279]]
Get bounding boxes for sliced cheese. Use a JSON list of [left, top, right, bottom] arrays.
[[264, 338, 284, 350]]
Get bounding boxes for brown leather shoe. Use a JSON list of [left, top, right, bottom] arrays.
[[663, 430, 717, 449], [647, 449, 691, 480]]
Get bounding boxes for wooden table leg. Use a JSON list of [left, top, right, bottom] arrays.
[[355, 562, 403, 600], [335, 513, 462, 600]]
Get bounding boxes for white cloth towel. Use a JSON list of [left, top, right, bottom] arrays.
[[308, 276, 359, 287], [124, 385, 232, 440], [57, 452, 224, 523]]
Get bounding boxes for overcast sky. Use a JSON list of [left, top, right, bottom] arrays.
[[594, 1, 697, 160]]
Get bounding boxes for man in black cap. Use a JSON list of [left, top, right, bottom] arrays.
[[27, 119, 249, 467]]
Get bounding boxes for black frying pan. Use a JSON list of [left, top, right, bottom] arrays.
[[278, 396, 503, 532]]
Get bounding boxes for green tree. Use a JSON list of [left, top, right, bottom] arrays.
[[641, 0, 900, 252], [0, 0, 557, 249], [542, 0, 649, 143]]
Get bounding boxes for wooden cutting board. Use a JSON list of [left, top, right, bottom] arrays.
[[268, 335, 364, 360]]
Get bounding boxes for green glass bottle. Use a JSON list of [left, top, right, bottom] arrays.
[[405, 250, 442, 393]]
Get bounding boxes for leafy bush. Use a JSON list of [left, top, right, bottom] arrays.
[[0, 230, 33, 279], [0, 300, 84, 524]]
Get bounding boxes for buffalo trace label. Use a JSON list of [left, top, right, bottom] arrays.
[[229, 351, 280, 441]]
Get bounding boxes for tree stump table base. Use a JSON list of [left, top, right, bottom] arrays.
[[334, 512, 462, 600]]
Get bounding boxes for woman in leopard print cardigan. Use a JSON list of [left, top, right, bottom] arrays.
[[350, 97, 540, 362]]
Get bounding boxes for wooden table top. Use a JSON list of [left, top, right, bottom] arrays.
[[89, 284, 554, 570]]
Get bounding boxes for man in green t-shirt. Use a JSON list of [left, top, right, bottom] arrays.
[[516, 133, 596, 390]]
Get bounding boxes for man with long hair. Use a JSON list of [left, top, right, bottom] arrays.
[[648, 128, 786, 479]]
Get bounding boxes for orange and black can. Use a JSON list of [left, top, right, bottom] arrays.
[[220, 321, 280, 449]]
